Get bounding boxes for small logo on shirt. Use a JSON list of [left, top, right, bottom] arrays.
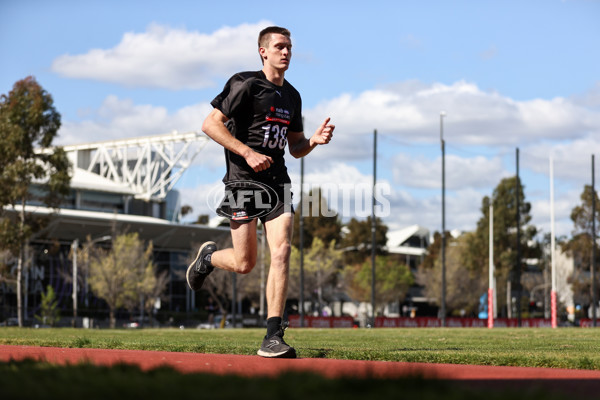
[[266, 106, 291, 125]]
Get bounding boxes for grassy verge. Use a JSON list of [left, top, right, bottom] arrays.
[[2, 327, 600, 369], [0, 359, 567, 400]]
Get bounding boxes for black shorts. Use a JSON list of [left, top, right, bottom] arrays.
[[216, 180, 294, 225]]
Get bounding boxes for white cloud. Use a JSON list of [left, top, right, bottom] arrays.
[[392, 153, 508, 190], [290, 162, 371, 189], [58, 95, 214, 144], [303, 80, 600, 147], [571, 81, 600, 109], [522, 133, 599, 184], [51, 21, 274, 89]]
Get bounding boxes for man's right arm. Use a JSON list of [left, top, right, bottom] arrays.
[[202, 108, 274, 172]]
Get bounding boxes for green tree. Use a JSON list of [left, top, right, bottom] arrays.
[[340, 217, 388, 265], [564, 184, 600, 308], [195, 214, 209, 225], [417, 233, 488, 315], [0, 249, 15, 287], [140, 266, 169, 326], [343, 256, 413, 314], [420, 231, 443, 270], [0, 76, 71, 327], [289, 238, 343, 314], [124, 239, 169, 326], [180, 205, 193, 216], [461, 176, 539, 317], [87, 233, 159, 328], [34, 285, 60, 326], [293, 188, 341, 249]]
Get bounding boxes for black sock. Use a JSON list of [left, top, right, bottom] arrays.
[[266, 317, 282, 338]]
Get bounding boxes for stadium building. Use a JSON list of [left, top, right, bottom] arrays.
[[0, 132, 230, 326]]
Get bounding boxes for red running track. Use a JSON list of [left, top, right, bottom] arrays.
[[2, 345, 600, 394]]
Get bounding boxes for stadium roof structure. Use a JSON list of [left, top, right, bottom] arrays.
[[18, 205, 230, 252], [37, 130, 209, 201]]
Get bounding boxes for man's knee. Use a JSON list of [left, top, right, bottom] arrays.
[[236, 254, 256, 274], [271, 240, 291, 265]]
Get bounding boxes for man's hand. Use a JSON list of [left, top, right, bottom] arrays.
[[203, 109, 274, 171], [310, 117, 335, 146], [243, 148, 274, 172]]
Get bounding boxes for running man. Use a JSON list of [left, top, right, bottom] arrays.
[[186, 26, 334, 358]]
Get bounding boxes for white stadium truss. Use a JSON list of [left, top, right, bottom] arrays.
[[38, 131, 209, 201]]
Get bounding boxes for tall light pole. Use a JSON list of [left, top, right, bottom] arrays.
[[550, 156, 557, 328], [488, 204, 494, 329], [299, 156, 305, 327], [592, 154, 596, 327], [371, 129, 377, 327], [516, 148, 522, 327], [440, 111, 447, 327]]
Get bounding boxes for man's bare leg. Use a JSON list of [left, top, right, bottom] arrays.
[[264, 212, 294, 319], [256, 212, 296, 358], [186, 219, 258, 291], [210, 220, 258, 274]]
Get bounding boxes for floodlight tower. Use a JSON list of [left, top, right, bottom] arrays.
[[550, 157, 557, 328]]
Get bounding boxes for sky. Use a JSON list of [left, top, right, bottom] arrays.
[[1, 0, 599, 240]]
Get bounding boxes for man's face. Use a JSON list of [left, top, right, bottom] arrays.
[[261, 33, 292, 71]]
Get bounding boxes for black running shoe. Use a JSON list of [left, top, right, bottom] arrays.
[[186, 241, 217, 292], [257, 326, 297, 358]]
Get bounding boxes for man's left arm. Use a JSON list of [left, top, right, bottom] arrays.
[[288, 117, 335, 159]]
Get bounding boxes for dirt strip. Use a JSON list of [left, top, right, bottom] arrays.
[[2, 344, 600, 395]]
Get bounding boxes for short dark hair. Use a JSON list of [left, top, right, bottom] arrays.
[[258, 26, 291, 49]]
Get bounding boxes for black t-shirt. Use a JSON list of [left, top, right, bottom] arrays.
[[210, 71, 303, 187]]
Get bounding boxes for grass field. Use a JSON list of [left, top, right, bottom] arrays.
[[1, 327, 599, 400], [2, 326, 600, 370]]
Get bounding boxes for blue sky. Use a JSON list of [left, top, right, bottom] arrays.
[[1, 0, 599, 239]]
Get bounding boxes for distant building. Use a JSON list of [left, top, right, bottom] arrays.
[[384, 225, 437, 317], [386, 224, 429, 269]]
